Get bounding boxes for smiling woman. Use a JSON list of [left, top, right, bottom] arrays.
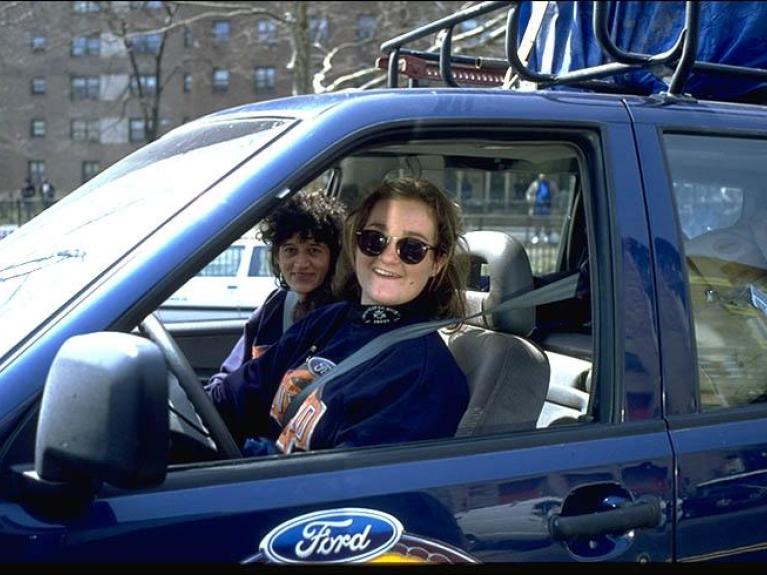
[[205, 177, 470, 455], [206, 189, 347, 388]]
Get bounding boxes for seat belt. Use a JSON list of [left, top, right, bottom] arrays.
[[282, 290, 299, 332], [282, 271, 580, 424]]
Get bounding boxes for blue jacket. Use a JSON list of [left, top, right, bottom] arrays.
[[207, 288, 287, 388], [206, 300, 469, 454]]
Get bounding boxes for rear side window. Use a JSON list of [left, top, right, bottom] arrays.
[[198, 245, 243, 277], [248, 246, 271, 277], [665, 134, 767, 410]]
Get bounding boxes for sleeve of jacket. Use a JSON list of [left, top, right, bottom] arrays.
[[204, 308, 315, 445], [206, 289, 282, 388]]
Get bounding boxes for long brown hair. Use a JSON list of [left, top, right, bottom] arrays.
[[333, 177, 467, 320]]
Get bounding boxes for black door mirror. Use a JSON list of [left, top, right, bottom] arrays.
[[35, 332, 169, 489]]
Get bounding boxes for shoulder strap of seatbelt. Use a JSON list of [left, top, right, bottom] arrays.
[[282, 271, 580, 425], [282, 290, 299, 332]]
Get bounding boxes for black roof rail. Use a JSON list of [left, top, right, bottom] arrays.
[[378, 0, 767, 100]]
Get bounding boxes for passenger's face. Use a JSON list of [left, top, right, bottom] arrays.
[[355, 198, 444, 307], [277, 234, 331, 299]]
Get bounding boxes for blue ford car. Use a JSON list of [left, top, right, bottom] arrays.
[[1, 1, 767, 565]]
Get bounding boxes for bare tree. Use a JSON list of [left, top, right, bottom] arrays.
[[2, 1, 509, 147]]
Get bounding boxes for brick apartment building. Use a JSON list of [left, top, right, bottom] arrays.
[[0, 0, 470, 216]]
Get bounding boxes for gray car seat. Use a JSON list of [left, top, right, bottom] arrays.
[[443, 230, 549, 437]]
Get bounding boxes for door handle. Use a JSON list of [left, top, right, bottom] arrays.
[[549, 497, 661, 541]]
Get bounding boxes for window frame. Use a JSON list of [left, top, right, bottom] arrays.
[[129, 118, 149, 142], [71, 35, 101, 57], [356, 14, 377, 41], [30, 119, 46, 138], [165, 124, 615, 466], [81, 160, 101, 183], [256, 18, 277, 44], [662, 130, 767, 414], [212, 68, 230, 92], [31, 34, 46, 52], [130, 74, 158, 96], [211, 20, 231, 43], [28, 160, 46, 183], [131, 32, 162, 54], [71, 119, 101, 143], [31, 77, 46, 95], [71, 75, 100, 101], [254, 66, 275, 93]]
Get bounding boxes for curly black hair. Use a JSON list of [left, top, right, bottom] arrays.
[[259, 189, 347, 314]]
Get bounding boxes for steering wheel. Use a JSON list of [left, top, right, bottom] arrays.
[[140, 313, 242, 459]]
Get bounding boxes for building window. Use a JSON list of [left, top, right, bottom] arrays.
[[254, 66, 275, 92], [73, 1, 100, 12], [309, 17, 329, 44], [71, 76, 100, 100], [212, 68, 229, 92], [30, 119, 46, 138], [183, 73, 192, 93], [31, 34, 46, 52], [183, 26, 193, 48], [71, 35, 101, 57], [130, 74, 157, 95], [31, 77, 46, 95], [212, 20, 230, 43], [71, 119, 100, 142], [28, 160, 46, 183], [357, 15, 377, 40], [129, 118, 153, 142], [257, 19, 277, 43], [82, 161, 100, 183], [130, 33, 162, 54]]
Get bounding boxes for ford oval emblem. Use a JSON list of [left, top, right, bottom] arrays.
[[306, 356, 336, 377], [259, 508, 404, 564]]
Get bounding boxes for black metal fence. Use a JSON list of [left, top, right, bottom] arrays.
[[1, 199, 53, 225], [464, 212, 564, 276], [1, 199, 562, 274]]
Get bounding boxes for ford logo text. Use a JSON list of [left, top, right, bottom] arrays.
[[259, 508, 404, 563]]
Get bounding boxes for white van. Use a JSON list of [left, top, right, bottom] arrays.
[[160, 239, 277, 322]]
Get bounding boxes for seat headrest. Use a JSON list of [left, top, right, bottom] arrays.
[[464, 230, 535, 336]]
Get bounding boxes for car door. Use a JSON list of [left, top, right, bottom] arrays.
[[0, 92, 673, 564], [630, 99, 767, 561]]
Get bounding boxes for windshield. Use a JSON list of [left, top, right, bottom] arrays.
[[0, 117, 292, 359]]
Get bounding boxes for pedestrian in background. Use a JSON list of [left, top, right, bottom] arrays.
[[19, 177, 36, 222], [41, 178, 56, 209]]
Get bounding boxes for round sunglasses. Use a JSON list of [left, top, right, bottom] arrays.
[[355, 229, 436, 265]]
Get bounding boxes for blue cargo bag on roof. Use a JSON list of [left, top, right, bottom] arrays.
[[517, 1, 767, 101]]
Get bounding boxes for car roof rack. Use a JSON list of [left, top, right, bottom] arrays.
[[378, 0, 767, 101]]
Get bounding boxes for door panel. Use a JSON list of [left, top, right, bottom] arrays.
[[630, 102, 767, 561], [670, 417, 767, 562], [8, 427, 673, 563], [167, 321, 243, 382]]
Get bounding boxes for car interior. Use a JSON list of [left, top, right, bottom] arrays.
[[155, 135, 598, 462], [0, 135, 599, 471]]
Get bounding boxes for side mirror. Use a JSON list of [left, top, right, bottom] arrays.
[[35, 332, 169, 490]]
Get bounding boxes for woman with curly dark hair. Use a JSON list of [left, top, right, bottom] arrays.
[[207, 178, 469, 456], [207, 189, 347, 387]]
